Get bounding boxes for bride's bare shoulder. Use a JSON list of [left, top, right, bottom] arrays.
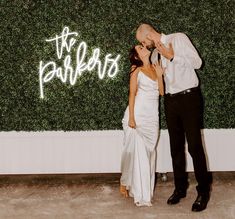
[[130, 66, 141, 78]]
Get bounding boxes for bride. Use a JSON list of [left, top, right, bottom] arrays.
[[120, 45, 164, 206]]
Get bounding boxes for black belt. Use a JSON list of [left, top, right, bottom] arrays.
[[166, 87, 199, 97]]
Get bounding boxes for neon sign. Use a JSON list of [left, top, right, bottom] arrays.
[[39, 26, 120, 98]]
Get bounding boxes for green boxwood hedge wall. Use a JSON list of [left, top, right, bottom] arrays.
[[0, 0, 234, 131]]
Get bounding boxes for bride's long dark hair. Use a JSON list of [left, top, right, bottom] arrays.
[[129, 46, 143, 76]]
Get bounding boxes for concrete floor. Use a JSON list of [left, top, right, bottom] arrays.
[[0, 172, 234, 219]]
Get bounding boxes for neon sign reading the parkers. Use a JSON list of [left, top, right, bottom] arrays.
[[39, 26, 120, 98]]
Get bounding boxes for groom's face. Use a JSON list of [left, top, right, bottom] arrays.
[[136, 33, 155, 50], [144, 39, 155, 50]]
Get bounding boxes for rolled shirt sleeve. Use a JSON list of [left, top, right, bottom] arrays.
[[172, 33, 202, 69]]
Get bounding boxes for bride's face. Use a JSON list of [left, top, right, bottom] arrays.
[[135, 45, 151, 61]]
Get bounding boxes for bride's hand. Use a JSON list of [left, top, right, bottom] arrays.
[[153, 60, 165, 78], [128, 118, 136, 129]]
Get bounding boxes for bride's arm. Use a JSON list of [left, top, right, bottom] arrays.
[[128, 68, 138, 128], [157, 74, 164, 96], [153, 62, 164, 96]]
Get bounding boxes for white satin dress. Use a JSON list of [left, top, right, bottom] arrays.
[[120, 70, 160, 206]]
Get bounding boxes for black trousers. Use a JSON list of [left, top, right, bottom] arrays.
[[164, 88, 211, 194]]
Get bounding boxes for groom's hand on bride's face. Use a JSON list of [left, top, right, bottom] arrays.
[[155, 42, 174, 60]]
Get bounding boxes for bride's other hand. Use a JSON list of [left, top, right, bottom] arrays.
[[153, 60, 165, 96], [153, 60, 165, 78], [128, 118, 136, 129]]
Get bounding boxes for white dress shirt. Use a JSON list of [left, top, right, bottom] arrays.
[[159, 33, 202, 94]]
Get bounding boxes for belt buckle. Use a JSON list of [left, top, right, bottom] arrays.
[[180, 89, 191, 95]]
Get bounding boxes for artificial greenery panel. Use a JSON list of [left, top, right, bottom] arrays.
[[0, 0, 234, 131]]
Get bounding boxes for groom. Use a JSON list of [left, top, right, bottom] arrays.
[[135, 23, 211, 212]]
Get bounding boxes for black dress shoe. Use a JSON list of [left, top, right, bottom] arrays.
[[167, 190, 186, 205], [192, 193, 209, 212]]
